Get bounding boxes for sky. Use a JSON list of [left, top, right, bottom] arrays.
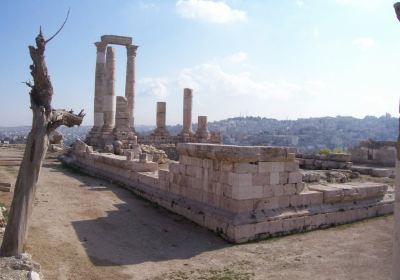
[[0, 0, 399, 126]]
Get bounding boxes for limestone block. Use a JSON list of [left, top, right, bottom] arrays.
[[228, 173, 253, 187], [231, 185, 263, 200], [216, 183, 226, 196], [255, 220, 283, 235], [282, 217, 305, 233], [179, 155, 191, 165], [263, 185, 274, 197], [279, 172, 289, 184], [252, 173, 270, 186], [284, 161, 299, 172], [202, 158, 213, 169], [221, 161, 233, 172], [186, 165, 203, 178], [308, 184, 343, 203], [288, 172, 303, 184], [295, 182, 306, 193], [254, 195, 290, 210], [269, 172, 280, 185], [233, 224, 256, 243], [101, 35, 132, 45], [176, 143, 293, 163], [233, 163, 258, 173], [271, 184, 284, 196], [304, 214, 327, 228], [258, 162, 284, 173], [290, 191, 323, 207], [282, 184, 297, 196], [227, 198, 254, 213]]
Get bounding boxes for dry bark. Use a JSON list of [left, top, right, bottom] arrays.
[[0, 26, 84, 257]]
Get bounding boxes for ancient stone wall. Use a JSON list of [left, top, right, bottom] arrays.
[[62, 142, 393, 243]]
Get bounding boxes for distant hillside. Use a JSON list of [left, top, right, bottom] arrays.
[[205, 114, 397, 152], [0, 114, 397, 152]]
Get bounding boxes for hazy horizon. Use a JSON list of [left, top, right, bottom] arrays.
[[1, 0, 399, 127]]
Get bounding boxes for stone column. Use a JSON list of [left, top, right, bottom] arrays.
[[125, 45, 138, 132], [393, 5, 400, 280], [196, 116, 210, 142], [153, 102, 169, 136], [181, 88, 193, 135], [102, 46, 115, 132], [93, 41, 107, 129]]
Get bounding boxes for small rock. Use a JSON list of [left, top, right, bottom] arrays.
[[27, 271, 41, 280]]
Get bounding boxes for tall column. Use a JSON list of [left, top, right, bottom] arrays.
[[125, 45, 138, 132], [102, 46, 115, 132], [181, 88, 193, 135], [196, 116, 210, 142], [393, 4, 400, 280], [92, 41, 107, 129], [153, 102, 169, 136]]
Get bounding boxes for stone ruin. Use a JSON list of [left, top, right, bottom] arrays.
[[85, 35, 220, 158], [349, 140, 396, 167], [62, 142, 393, 243], [63, 34, 395, 244]]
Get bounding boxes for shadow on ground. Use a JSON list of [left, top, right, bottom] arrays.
[[46, 160, 229, 266]]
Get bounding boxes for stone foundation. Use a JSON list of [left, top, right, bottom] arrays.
[[297, 153, 352, 170], [61, 143, 393, 243]]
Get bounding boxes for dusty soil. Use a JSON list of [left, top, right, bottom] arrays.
[[0, 146, 394, 280]]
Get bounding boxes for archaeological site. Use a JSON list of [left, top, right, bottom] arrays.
[[1, 2, 400, 280]]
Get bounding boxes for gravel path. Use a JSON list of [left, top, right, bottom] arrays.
[[0, 147, 394, 280]]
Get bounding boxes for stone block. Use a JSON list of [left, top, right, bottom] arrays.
[[233, 163, 258, 173], [279, 172, 289, 184], [234, 224, 255, 242], [179, 155, 191, 165], [221, 161, 234, 172], [231, 185, 263, 200], [282, 217, 305, 233], [202, 158, 213, 169], [269, 172, 280, 185], [186, 165, 203, 178], [252, 173, 270, 186], [288, 172, 303, 184], [228, 173, 253, 187], [295, 182, 306, 193], [259, 162, 285, 173], [282, 184, 297, 196], [308, 184, 343, 203], [263, 185, 274, 197], [285, 161, 299, 172]]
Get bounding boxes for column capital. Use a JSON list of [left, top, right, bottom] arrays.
[[95, 41, 107, 53], [126, 45, 138, 57]]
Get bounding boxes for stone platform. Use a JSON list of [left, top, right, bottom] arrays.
[[60, 142, 393, 243]]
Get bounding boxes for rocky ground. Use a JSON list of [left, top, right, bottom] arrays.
[[0, 145, 395, 280]]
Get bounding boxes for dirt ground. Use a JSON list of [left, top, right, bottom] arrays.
[[0, 145, 395, 280]]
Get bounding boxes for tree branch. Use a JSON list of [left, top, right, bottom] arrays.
[[47, 109, 85, 132]]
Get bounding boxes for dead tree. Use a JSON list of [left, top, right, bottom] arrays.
[[0, 15, 84, 257]]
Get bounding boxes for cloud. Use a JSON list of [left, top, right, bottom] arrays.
[[138, 78, 169, 99], [175, 0, 247, 24], [224, 52, 248, 63], [177, 62, 319, 100], [352, 37, 376, 50], [296, 0, 305, 7]]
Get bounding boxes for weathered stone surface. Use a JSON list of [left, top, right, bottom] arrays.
[[101, 35, 132, 45], [177, 143, 294, 163]]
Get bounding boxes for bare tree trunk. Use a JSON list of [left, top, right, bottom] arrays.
[[0, 18, 84, 257]]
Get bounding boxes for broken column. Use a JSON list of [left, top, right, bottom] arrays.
[[196, 116, 210, 142], [102, 46, 115, 132], [180, 88, 193, 136], [152, 102, 169, 136], [125, 45, 138, 132]]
